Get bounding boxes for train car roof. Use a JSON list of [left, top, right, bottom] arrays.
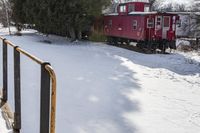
[[129, 12, 179, 16], [167, 12, 200, 15], [104, 12, 157, 16], [119, 2, 150, 5], [129, 12, 157, 15], [104, 13, 119, 16], [104, 12, 179, 16]]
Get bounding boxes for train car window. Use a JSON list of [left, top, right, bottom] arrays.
[[132, 20, 137, 30], [147, 18, 154, 28], [128, 4, 135, 12], [156, 17, 162, 25], [164, 17, 170, 27], [120, 5, 126, 12], [144, 5, 150, 12]]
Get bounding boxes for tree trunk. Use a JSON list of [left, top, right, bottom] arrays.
[[68, 26, 76, 41], [76, 30, 82, 40]]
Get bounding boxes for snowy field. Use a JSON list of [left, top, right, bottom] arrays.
[[0, 28, 200, 133], [0, 110, 10, 133]]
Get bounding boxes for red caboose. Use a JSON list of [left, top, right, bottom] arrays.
[[103, 2, 179, 52]]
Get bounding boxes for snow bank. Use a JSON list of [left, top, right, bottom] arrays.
[[0, 109, 12, 133]]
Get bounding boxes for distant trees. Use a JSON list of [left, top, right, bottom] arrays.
[[0, 0, 11, 27], [153, 0, 187, 12], [149, 0, 156, 11], [11, 0, 110, 40], [192, 0, 200, 11], [191, 0, 200, 38], [0, 0, 11, 34], [11, 0, 26, 30]]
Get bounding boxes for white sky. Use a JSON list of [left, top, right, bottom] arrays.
[[162, 0, 193, 4], [159, 0, 194, 9], [114, 0, 193, 4], [114, 0, 194, 8]]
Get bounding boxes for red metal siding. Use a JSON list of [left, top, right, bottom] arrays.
[[104, 15, 146, 40], [104, 12, 178, 42], [135, 2, 145, 12]]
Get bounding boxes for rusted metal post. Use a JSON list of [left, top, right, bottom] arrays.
[[45, 65, 57, 133], [40, 63, 50, 133], [2, 38, 8, 102], [13, 46, 21, 132]]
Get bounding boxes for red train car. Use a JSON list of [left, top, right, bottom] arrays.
[[103, 2, 179, 52]]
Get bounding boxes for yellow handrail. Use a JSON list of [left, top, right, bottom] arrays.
[[16, 47, 43, 65], [2, 38, 44, 65]]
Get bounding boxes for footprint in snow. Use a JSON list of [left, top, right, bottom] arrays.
[[189, 113, 200, 127]]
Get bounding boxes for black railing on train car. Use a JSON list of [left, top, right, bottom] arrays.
[[0, 37, 57, 133]]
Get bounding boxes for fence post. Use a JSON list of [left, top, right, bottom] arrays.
[[2, 38, 8, 102], [40, 63, 50, 133], [13, 46, 21, 132]]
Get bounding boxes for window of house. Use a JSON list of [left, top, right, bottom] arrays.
[[132, 20, 138, 30], [147, 18, 154, 28], [164, 17, 170, 28], [156, 17, 162, 25], [144, 5, 150, 12], [120, 5, 126, 12], [128, 4, 135, 12]]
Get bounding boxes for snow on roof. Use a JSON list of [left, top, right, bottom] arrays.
[[104, 13, 119, 16], [166, 12, 200, 16], [104, 12, 158, 16], [128, 11, 157, 15], [167, 12, 193, 15], [194, 12, 200, 15], [113, 0, 149, 3], [104, 11, 180, 16]]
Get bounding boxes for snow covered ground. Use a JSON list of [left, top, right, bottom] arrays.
[[0, 110, 11, 133], [0, 28, 200, 133]]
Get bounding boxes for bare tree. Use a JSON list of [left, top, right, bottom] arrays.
[[149, 0, 156, 11], [190, 0, 200, 36], [0, 0, 11, 34], [175, 4, 186, 12]]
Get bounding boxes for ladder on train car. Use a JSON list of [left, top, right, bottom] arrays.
[[0, 37, 57, 133]]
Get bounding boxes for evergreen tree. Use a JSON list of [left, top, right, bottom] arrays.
[[11, 0, 26, 31], [11, 0, 110, 40]]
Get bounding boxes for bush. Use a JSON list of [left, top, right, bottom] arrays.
[[89, 31, 107, 42], [15, 32, 22, 36], [177, 44, 192, 52]]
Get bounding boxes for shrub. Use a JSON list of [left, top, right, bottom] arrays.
[[89, 30, 107, 42]]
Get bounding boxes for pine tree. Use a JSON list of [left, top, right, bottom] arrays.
[[11, 0, 110, 39], [11, 0, 26, 31]]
